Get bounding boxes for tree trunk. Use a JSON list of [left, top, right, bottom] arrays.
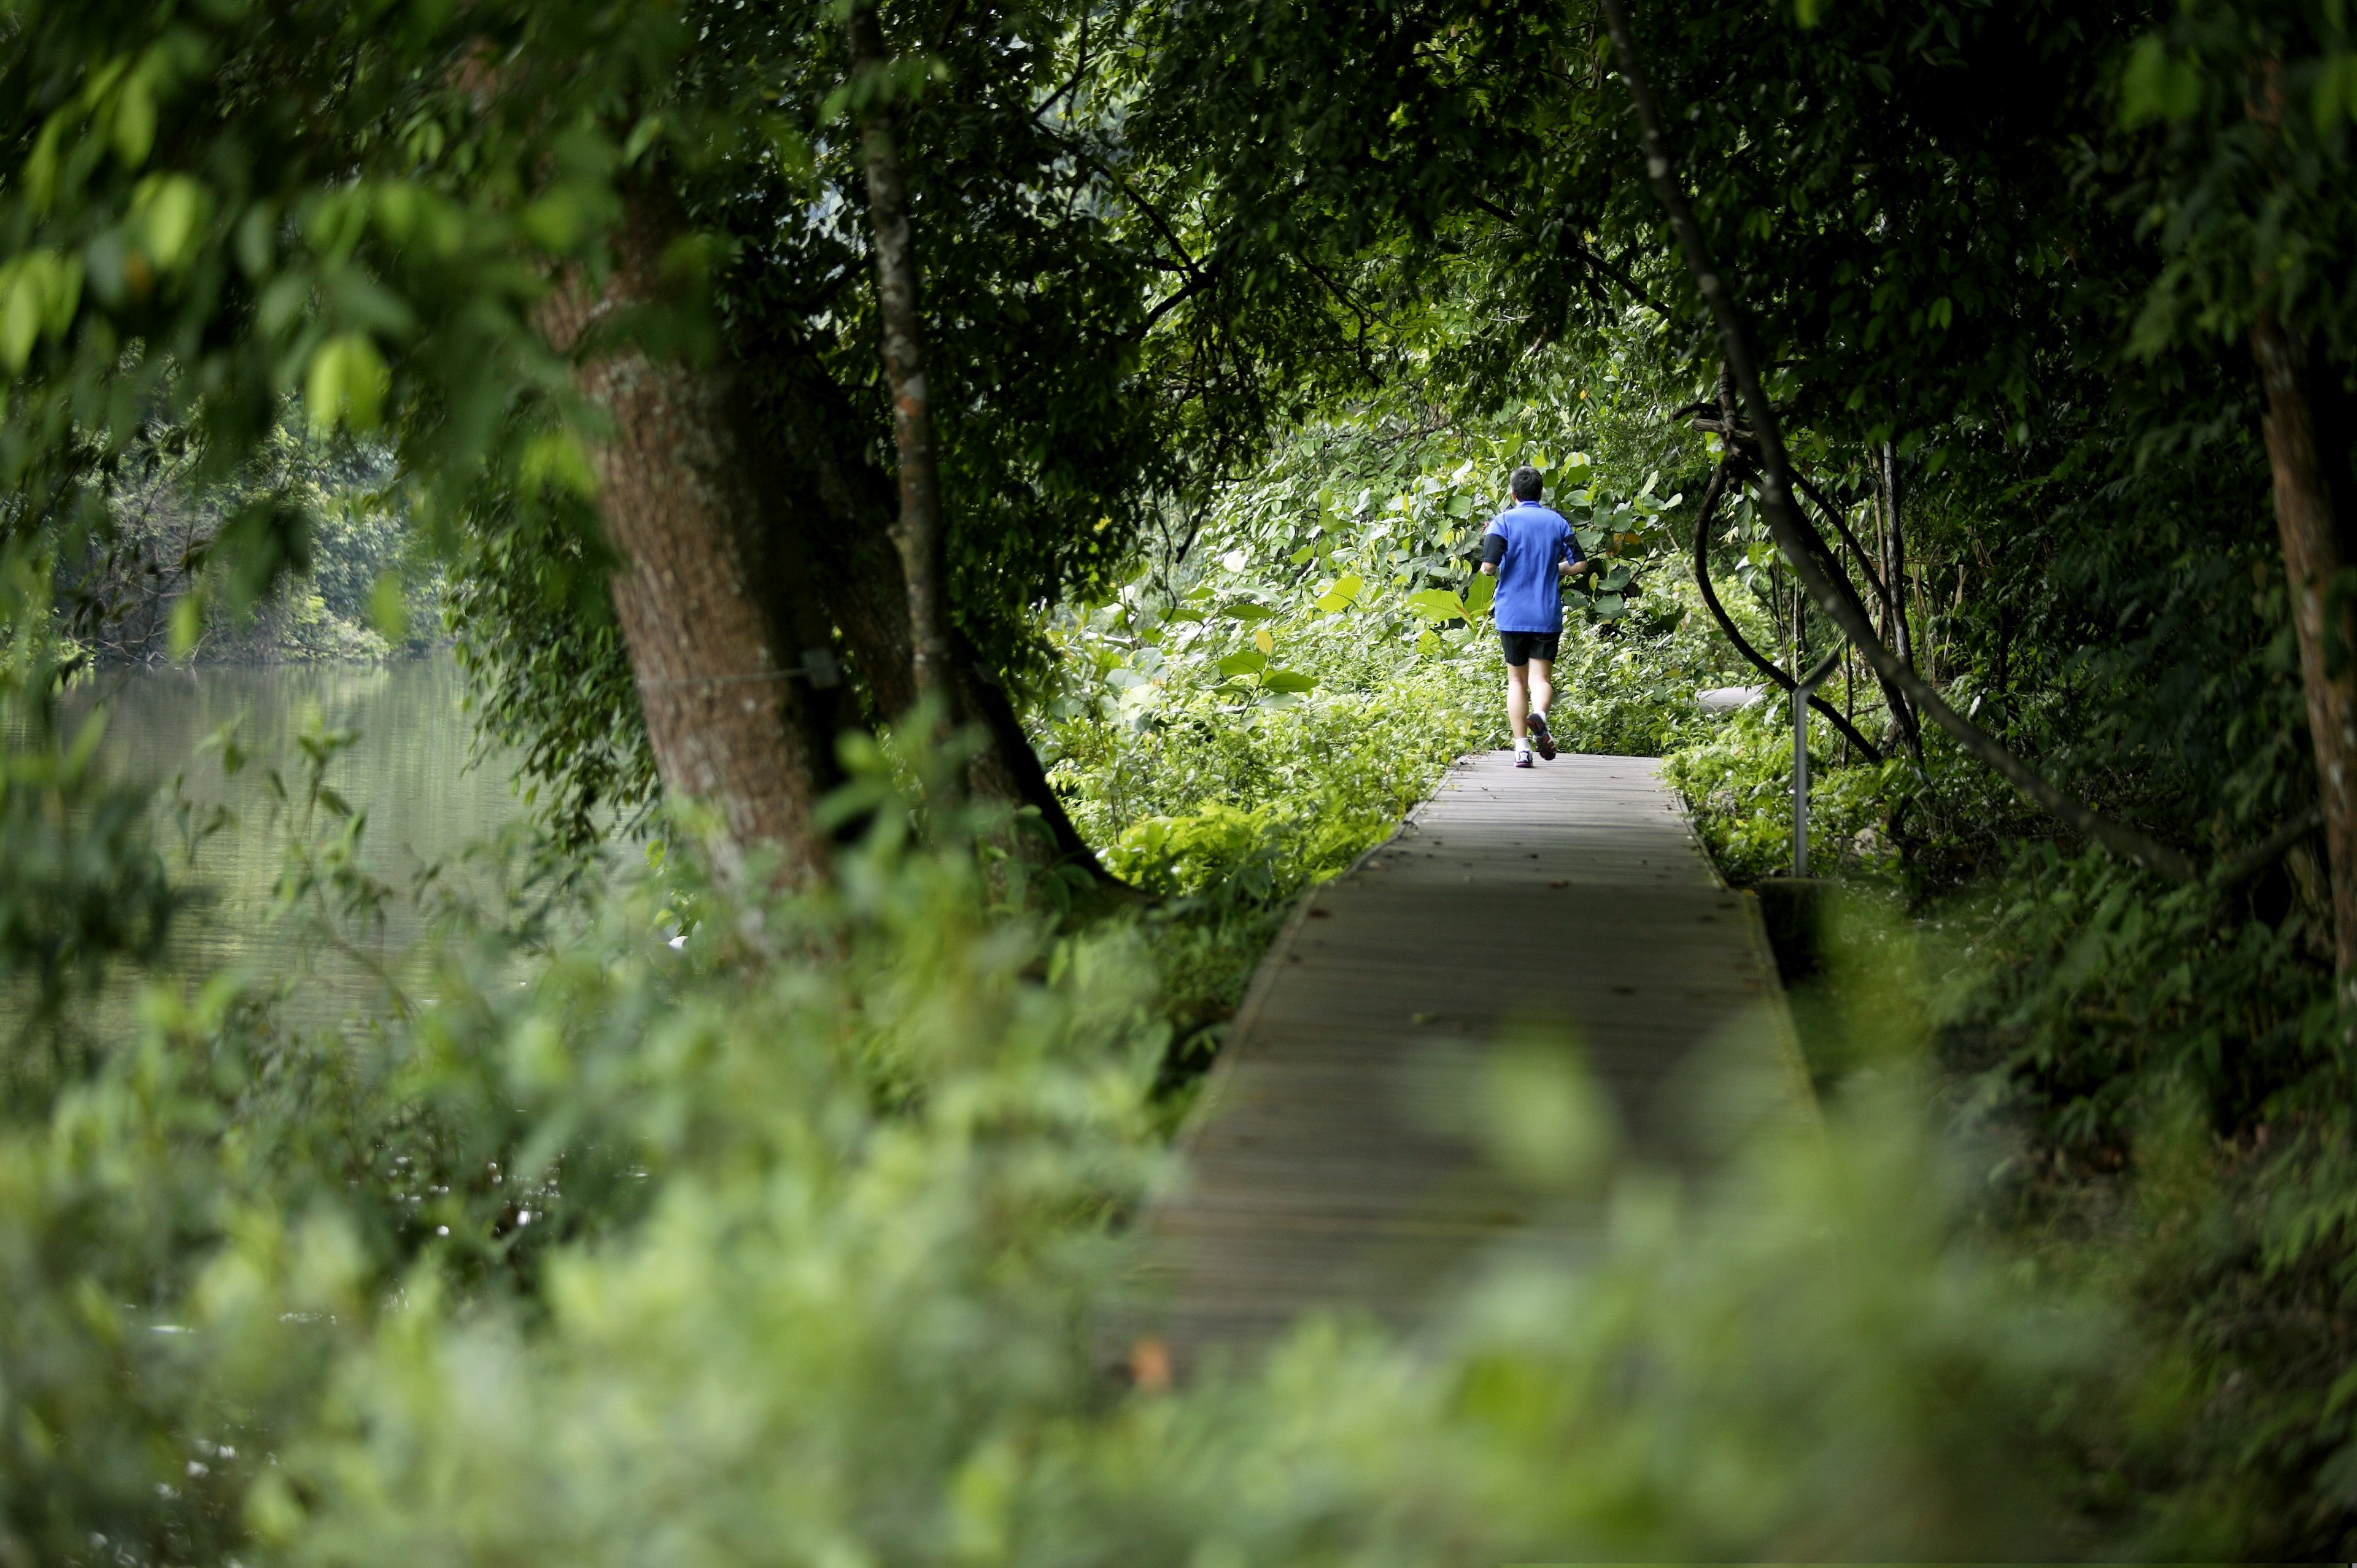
[[760, 358, 1116, 877], [1881, 439, 1914, 672], [538, 185, 832, 886], [2253, 312, 2357, 978], [846, 4, 952, 714]]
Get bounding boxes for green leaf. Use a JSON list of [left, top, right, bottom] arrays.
[[112, 64, 158, 167], [0, 251, 83, 369], [519, 429, 599, 498], [1221, 601, 1275, 622], [1313, 571, 1364, 612], [305, 333, 389, 434], [2316, 50, 2357, 131], [1593, 593, 1626, 619], [169, 594, 203, 658], [1216, 650, 1268, 678], [1466, 571, 1496, 620], [132, 174, 213, 271], [1260, 669, 1316, 693], [25, 117, 63, 212], [368, 571, 408, 642], [521, 184, 602, 252], [1405, 587, 1468, 623], [2121, 35, 2200, 126]]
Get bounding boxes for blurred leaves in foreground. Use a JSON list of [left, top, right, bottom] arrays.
[[0, 684, 2233, 1565]]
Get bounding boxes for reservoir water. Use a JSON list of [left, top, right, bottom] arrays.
[[61, 657, 530, 1024]]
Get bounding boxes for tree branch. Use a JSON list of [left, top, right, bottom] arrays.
[[1790, 466, 1922, 759], [1466, 193, 1673, 318], [1792, 471, 1889, 609], [1603, 0, 2195, 881], [1698, 388, 1922, 760], [1689, 461, 1884, 763], [2212, 807, 2324, 894]]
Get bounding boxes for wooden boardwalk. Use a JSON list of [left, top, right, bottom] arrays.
[[1113, 749, 1810, 1374]]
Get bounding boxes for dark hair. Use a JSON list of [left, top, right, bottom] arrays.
[[1509, 465, 1544, 501]]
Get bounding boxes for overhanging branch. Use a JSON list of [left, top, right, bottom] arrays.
[[1689, 461, 1884, 763], [1602, 0, 2198, 882]]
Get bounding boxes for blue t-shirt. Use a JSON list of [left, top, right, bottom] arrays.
[[1484, 501, 1579, 633]]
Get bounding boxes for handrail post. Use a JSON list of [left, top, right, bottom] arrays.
[[1793, 681, 1809, 876], [1792, 649, 1841, 876]]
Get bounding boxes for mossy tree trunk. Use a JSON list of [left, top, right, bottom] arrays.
[[538, 184, 833, 886], [2254, 314, 2357, 978]]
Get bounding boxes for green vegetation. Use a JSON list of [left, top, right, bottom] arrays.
[[5, 0, 2357, 1559], [58, 425, 438, 665]]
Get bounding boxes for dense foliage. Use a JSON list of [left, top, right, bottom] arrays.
[[7, 0, 2357, 1558], [55, 425, 439, 665], [0, 684, 2200, 1564]]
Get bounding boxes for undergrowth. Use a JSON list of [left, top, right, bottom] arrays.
[[12, 391, 2356, 1559], [0, 678, 2218, 1564]]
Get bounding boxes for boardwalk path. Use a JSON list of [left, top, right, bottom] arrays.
[[1118, 749, 1809, 1372]]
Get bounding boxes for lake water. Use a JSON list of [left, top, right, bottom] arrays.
[[62, 657, 530, 1020]]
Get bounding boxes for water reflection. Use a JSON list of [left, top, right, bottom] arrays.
[[62, 657, 525, 1022]]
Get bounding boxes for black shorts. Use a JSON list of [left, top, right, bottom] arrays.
[[1498, 630, 1560, 666]]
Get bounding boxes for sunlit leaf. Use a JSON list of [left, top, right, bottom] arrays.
[[1313, 572, 1364, 612], [168, 594, 203, 657], [519, 430, 599, 498], [131, 174, 212, 271], [1466, 572, 1496, 619], [368, 571, 408, 642], [1406, 587, 1467, 623], [0, 251, 83, 369], [305, 333, 389, 434]]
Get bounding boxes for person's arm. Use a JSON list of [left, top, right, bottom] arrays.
[[1480, 530, 1506, 577], [1558, 525, 1592, 577]]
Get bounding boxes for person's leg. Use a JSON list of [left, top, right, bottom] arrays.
[[1523, 654, 1558, 760], [1505, 661, 1530, 741]]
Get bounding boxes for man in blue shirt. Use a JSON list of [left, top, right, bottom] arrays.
[[1480, 465, 1590, 768]]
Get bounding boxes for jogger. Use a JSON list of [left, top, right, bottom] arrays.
[[1480, 465, 1588, 768]]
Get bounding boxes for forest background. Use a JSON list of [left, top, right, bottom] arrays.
[[3, 0, 2357, 1560]]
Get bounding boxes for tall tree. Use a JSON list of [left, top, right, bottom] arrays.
[[0, 0, 1329, 881], [843, 2, 951, 718], [535, 185, 832, 882], [2110, 1, 2357, 965]]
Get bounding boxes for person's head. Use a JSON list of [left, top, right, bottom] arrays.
[[1509, 465, 1544, 502]]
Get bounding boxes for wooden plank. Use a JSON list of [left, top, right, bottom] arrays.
[[1101, 751, 1810, 1377]]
